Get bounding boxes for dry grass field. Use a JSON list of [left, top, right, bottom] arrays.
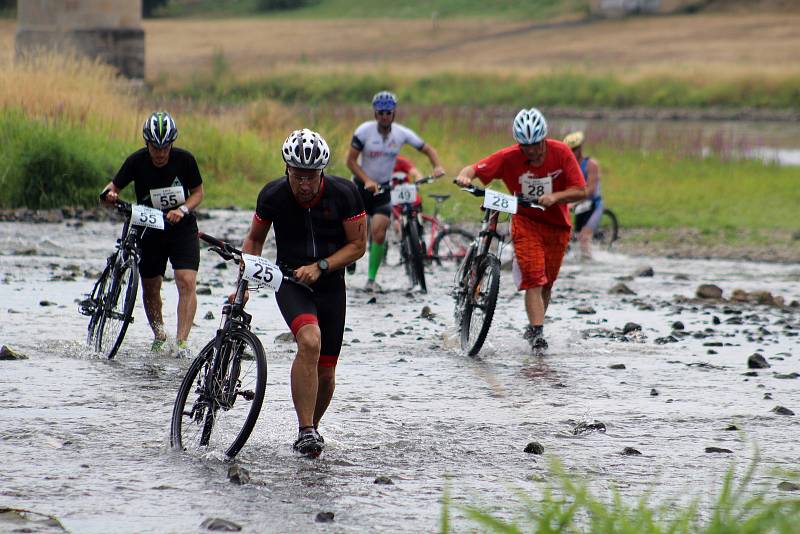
[[138, 13, 800, 82]]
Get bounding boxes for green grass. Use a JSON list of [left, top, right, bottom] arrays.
[[160, 71, 800, 111], [154, 0, 583, 19], [444, 455, 800, 533]]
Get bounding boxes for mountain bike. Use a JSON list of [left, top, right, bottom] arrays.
[[453, 185, 541, 357], [571, 200, 619, 249], [380, 176, 436, 293], [79, 192, 164, 359], [171, 232, 307, 459]]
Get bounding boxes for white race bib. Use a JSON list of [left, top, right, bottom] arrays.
[[483, 189, 518, 214], [520, 175, 552, 199], [241, 254, 283, 291], [573, 200, 593, 215], [131, 204, 165, 230], [390, 184, 418, 205], [149, 186, 186, 210]]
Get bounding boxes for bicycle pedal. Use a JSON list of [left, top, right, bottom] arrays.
[[237, 390, 255, 401]]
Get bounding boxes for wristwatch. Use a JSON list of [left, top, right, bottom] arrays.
[[179, 205, 190, 215], [317, 258, 329, 273]]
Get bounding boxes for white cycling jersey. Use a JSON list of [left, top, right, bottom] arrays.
[[351, 121, 425, 184]]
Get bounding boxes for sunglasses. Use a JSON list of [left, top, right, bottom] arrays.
[[376, 110, 394, 116]]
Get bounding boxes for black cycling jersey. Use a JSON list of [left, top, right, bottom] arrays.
[[254, 175, 365, 276], [113, 147, 203, 212]]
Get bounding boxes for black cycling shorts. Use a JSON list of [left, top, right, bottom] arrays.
[[354, 177, 392, 218], [138, 215, 200, 279], [573, 200, 603, 234], [275, 275, 346, 367]]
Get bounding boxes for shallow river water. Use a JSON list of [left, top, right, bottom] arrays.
[[1, 211, 799, 533]]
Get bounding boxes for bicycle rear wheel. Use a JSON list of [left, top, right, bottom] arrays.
[[460, 255, 501, 357], [432, 228, 475, 264], [95, 257, 138, 359], [594, 208, 619, 249], [405, 219, 427, 293], [171, 330, 267, 459]]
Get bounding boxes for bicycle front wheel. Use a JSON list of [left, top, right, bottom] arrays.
[[594, 208, 619, 249], [171, 330, 267, 459], [405, 220, 427, 293], [432, 228, 475, 264], [86, 263, 112, 348], [460, 255, 501, 357], [95, 257, 138, 359]]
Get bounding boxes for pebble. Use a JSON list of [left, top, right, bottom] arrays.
[[723, 424, 739, 431], [650, 388, 659, 396], [419, 306, 435, 319], [374, 476, 394, 485], [609, 363, 626, 370], [367, 297, 377, 304], [747, 353, 770, 369], [273, 332, 294, 343], [705, 447, 733, 454], [204, 311, 215, 320], [696, 284, 723, 299], [764, 393, 773, 400], [778, 481, 800, 492], [227, 465, 250, 485], [621, 447, 642, 456], [523, 442, 544, 454], [575, 306, 596, 315], [196, 287, 212, 295], [622, 322, 642, 334], [609, 283, 636, 295], [39, 300, 56, 306], [671, 321, 685, 330], [771, 406, 794, 416], [572, 421, 606, 435], [315, 512, 335, 523], [634, 266, 654, 277], [0, 345, 28, 360], [200, 518, 242, 532]]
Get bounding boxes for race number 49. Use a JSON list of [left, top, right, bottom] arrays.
[[242, 254, 283, 291], [390, 184, 418, 206], [483, 189, 518, 214], [131, 204, 165, 230]]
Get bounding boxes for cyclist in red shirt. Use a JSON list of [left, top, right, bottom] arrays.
[[455, 108, 586, 351]]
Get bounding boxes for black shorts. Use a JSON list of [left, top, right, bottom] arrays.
[[275, 275, 346, 367], [354, 177, 392, 217], [573, 199, 602, 234], [138, 215, 200, 278]]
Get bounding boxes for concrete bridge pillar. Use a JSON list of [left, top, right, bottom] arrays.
[[16, 0, 144, 79]]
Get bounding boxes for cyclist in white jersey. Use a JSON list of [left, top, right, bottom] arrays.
[[346, 91, 446, 292]]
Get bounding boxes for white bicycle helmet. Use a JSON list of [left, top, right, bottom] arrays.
[[142, 111, 178, 148], [281, 128, 330, 170], [512, 108, 548, 144]]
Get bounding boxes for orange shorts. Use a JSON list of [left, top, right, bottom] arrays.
[[511, 216, 571, 290]]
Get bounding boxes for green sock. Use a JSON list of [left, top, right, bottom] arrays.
[[368, 242, 387, 281]]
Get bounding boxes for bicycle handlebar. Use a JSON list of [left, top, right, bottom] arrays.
[[198, 232, 312, 291], [457, 183, 544, 210], [376, 174, 437, 194], [100, 189, 132, 215]]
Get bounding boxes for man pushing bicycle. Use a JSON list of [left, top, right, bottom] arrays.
[[239, 129, 366, 458], [455, 108, 585, 352]]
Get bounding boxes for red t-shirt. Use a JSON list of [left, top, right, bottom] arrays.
[[471, 140, 585, 228], [393, 155, 414, 178]]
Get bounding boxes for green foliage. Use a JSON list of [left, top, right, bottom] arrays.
[[0, 111, 129, 209], [443, 454, 800, 533], [162, 71, 800, 110], [143, 0, 170, 17], [256, 0, 320, 11]]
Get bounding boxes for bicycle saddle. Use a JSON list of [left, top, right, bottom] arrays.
[[428, 194, 450, 202]]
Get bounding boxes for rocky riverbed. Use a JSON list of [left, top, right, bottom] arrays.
[[1, 210, 799, 533]]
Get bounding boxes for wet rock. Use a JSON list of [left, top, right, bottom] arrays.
[[315, 512, 335, 523], [724, 424, 739, 431], [622, 322, 641, 335], [774, 372, 800, 379], [273, 332, 294, 343], [572, 421, 606, 435], [747, 353, 770, 369], [609, 363, 626, 370], [707, 350, 718, 355], [674, 273, 690, 281], [39, 300, 56, 306], [696, 284, 723, 299], [771, 406, 795, 416], [366, 297, 377, 304], [197, 287, 212, 295], [0, 345, 28, 360], [634, 266, 654, 277], [764, 393, 773, 400], [419, 306, 435, 320], [650, 388, 659, 396], [621, 447, 642, 456], [712, 316, 721, 325], [373, 332, 386, 337], [523, 442, 544, 454], [671, 321, 685, 330], [742, 371, 759, 377], [609, 283, 636, 295], [227, 465, 250, 485], [360, 406, 370, 413], [374, 476, 394, 485], [705, 447, 733, 454], [778, 481, 800, 492], [654, 335, 679, 344], [0, 508, 66, 531], [214, 262, 228, 270], [201, 518, 242, 531], [575, 305, 596, 315], [204, 311, 215, 320]]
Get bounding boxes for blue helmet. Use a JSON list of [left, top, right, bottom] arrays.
[[372, 91, 398, 111], [512, 108, 548, 145], [142, 111, 178, 148]]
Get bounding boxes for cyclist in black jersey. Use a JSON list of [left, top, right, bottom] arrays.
[[101, 112, 204, 358], [239, 129, 366, 458]]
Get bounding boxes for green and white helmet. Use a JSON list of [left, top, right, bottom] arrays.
[[142, 111, 178, 148]]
